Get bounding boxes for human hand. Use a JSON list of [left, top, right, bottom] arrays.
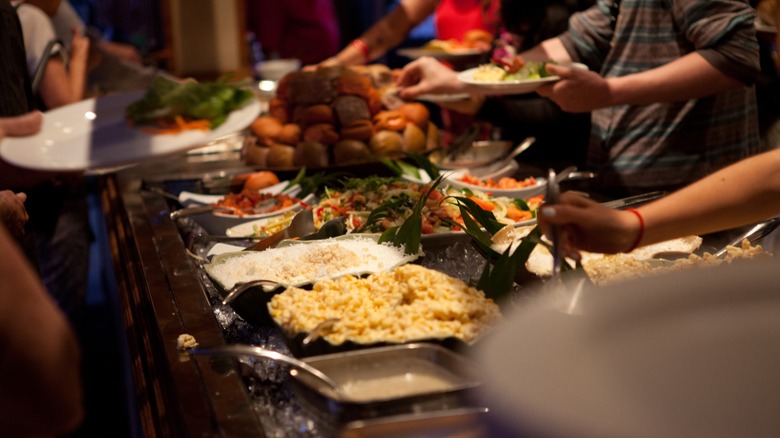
[[538, 191, 641, 255], [70, 27, 90, 63], [0, 191, 29, 240], [396, 57, 464, 99], [536, 63, 612, 112], [0, 111, 43, 139]]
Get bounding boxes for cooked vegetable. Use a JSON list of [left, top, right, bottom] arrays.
[[126, 76, 254, 132]]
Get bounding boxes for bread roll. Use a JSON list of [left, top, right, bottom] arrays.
[[277, 123, 302, 145], [269, 98, 291, 124], [340, 119, 373, 141], [402, 123, 426, 153], [369, 130, 403, 157], [266, 144, 296, 168], [334, 140, 373, 164], [336, 68, 372, 99], [333, 95, 371, 127], [294, 141, 329, 168], [303, 123, 339, 145], [242, 140, 269, 167], [294, 104, 335, 127], [250, 116, 284, 146], [288, 71, 335, 105], [397, 103, 429, 130], [373, 110, 407, 132]]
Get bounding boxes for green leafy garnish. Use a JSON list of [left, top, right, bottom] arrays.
[[125, 75, 254, 129], [379, 175, 446, 255]]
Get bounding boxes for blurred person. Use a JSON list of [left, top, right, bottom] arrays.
[[537, 148, 780, 255], [7, 0, 93, 323], [246, 0, 340, 66], [397, 0, 762, 197], [316, 0, 500, 68], [14, 0, 89, 109], [0, 112, 41, 242], [0, 111, 84, 437], [0, 0, 35, 117], [464, 0, 595, 169]]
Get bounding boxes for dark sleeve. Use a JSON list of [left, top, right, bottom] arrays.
[[674, 0, 760, 84], [557, 1, 614, 71]]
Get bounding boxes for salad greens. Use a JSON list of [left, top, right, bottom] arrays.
[[125, 75, 254, 130]]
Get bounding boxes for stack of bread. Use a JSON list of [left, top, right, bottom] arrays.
[[244, 65, 439, 168]]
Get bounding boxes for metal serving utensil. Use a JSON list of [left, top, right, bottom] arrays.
[[188, 344, 343, 397], [222, 279, 281, 305], [243, 209, 315, 252], [546, 168, 562, 280]]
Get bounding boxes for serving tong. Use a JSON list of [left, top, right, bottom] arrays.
[[188, 344, 343, 397], [546, 168, 563, 281]]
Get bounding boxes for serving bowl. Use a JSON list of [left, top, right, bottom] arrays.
[[438, 140, 513, 170]]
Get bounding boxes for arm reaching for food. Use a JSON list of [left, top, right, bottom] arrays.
[[538, 148, 780, 254], [396, 56, 467, 99]]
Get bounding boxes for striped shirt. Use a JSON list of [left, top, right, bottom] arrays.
[[559, 0, 761, 194]]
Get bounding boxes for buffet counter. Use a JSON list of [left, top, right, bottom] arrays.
[[101, 157, 269, 436]]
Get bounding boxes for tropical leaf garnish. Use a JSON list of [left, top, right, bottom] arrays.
[[379, 175, 446, 255]]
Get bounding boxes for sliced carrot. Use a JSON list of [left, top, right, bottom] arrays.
[[469, 196, 495, 211]]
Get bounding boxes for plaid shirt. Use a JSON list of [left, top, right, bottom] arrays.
[[559, 0, 761, 194]]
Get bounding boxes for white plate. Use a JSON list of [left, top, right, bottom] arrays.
[[178, 180, 298, 206], [0, 90, 261, 171], [457, 62, 587, 95], [397, 47, 483, 60], [476, 258, 780, 438], [446, 170, 546, 199], [178, 181, 314, 235], [225, 214, 294, 238]]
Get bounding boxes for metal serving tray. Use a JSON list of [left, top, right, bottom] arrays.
[[290, 343, 484, 424]]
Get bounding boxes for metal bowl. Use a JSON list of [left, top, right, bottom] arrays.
[[439, 140, 513, 169]]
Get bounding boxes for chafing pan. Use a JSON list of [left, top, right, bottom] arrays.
[[290, 343, 483, 423]]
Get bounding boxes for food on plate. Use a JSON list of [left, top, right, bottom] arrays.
[[269, 264, 502, 345], [458, 174, 538, 190], [207, 235, 419, 289], [462, 29, 494, 50], [212, 189, 301, 217], [125, 76, 254, 134], [243, 65, 440, 168], [491, 226, 771, 285], [313, 177, 539, 234], [471, 60, 552, 82]]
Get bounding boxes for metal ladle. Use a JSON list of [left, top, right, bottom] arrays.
[[188, 345, 343, 397]]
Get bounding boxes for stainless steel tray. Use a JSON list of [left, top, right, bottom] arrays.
[[290, 343, 483, 423]]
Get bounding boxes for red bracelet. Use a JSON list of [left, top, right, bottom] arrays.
[[624, 208, 645, 252], [350, 39, 370, 62]]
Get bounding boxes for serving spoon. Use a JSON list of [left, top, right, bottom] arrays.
[[188, 344, 343, 397]]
